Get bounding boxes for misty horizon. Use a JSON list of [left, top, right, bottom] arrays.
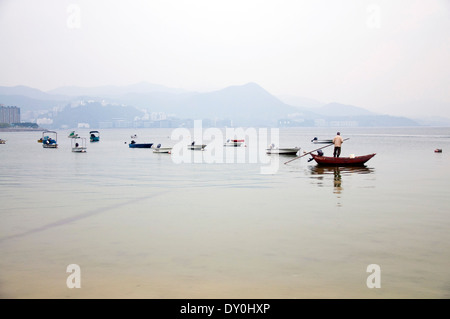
[[1, 1, 450, 119]]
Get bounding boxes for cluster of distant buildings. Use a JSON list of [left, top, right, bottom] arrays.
[[0, 103, 359, 130], [0, 105, 20, 124], [96, 117, 233, 129], [0, 105, 39, 129]]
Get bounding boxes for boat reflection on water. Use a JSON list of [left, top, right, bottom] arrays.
[[332, 167, 342, 194], [308, 165, 375, 206], [310, 165, 374, 176]]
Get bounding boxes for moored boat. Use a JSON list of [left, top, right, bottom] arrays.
[[153, 148, 172, 154], [0, 138, 5, 144], [129, 140, 153, 148], [266, 144, 300, 155], [68, 131, 79, 138], [42, 131, 58, 148], [188, 142, 206, 150], [224, 139, 245, 147], [311, 137, 333, 144], [152, 144, 172, 154], [72, 137, 87, 153], [90, 131, 100, 142], [310, 153, 376, 166]]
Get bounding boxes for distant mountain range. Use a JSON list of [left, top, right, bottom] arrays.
[[1, 82, 447, 128]]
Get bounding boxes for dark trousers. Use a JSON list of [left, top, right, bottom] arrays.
[[333, 146, 341, 157]]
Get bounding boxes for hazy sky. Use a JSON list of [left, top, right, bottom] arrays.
[[1, 0, 449, 118]]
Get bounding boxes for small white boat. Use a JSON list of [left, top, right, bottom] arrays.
[[188, 142, 206, 150], [311, 137, 332, 144], [0, 138, 6, 144], [224, 139, 245, 147], [153, 148, 172, 154], [266, 144, 300, 155], [152, 144, 172, 154], [71, 137, 87, 153]]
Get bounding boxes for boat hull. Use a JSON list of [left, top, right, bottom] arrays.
[[311, 137, 333, 144], [129, 143, 153, 148], [266, 148, 300, 155], [224, 139, 244, 147], [43, 144, 58, 148], [311, 153, 376, 166], [72, 148, 87, 153], [153, 148, 172, 154], [224, 142, 244, 147], [188, 144, 206, 150]]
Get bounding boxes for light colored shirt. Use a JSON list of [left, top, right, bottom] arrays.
[[333, 135, 343, 147]]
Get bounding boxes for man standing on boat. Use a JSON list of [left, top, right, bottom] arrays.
[[333, 132, 344, 157]]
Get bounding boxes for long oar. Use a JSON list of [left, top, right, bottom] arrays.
[[284, 138, 350, 165]]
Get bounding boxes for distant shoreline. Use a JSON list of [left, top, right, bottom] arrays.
[[0, 127, 45, 132]]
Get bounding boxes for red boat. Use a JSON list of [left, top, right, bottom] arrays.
[[310, 153, 376, 166]]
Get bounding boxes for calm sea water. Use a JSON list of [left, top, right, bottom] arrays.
[[0, 126, 449, 298]]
